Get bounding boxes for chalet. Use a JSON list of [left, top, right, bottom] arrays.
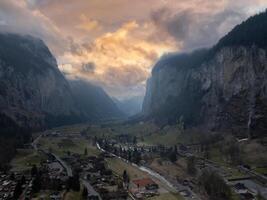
[[240, 192, 255, 200], [234, 183, 248, 194], [88, 194, 99, 200], [187, 143, 202, 153], [132, 178, 158, 191], [50, 192, 61, 200], [179, 189, 191, 197]]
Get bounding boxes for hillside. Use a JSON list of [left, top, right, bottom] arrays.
[[69, 80, 124, 121], [0, 33, 83, 132], [0, 33, 125, 133], [143, 10, 267, 137]]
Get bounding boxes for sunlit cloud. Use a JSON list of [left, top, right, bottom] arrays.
[[1, 0, 267, 98], [59, 21, 177, 98], [76, 14, 102, 32]]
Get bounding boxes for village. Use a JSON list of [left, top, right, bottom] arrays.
[[0, 123, 266, 200], [0, 129, 168, 200]]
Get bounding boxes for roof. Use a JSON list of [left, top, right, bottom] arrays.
[[234, 183, 247, 190], [132, 178, 157, 188], [240, 192, 254, 200]]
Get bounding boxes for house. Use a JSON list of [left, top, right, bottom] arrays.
[[179, 189, 191, 197], [240, 192, 255, 200], [234, 183, 248, 194], [88, 195, 99, 200], [50, 192, 61, 200], [132, 178, 158, 191]]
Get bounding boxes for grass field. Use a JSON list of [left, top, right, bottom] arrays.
[[51, 123, 89, 135], [11, 149, 47, 172], [150, 158, 187, 180], [106, 157, 148, 179], [106, 157, 184, 200], [254, 167, 267, 175], [148, 193, 183, 200], [64, 190, 82, 200], [240, 140, 267, 167], [38, 137, 99, 157], [86, 122, 159, 139]]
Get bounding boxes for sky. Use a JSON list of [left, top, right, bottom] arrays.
[[0, 0, 266, 99]]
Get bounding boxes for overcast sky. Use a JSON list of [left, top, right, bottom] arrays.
[[0, 0, 266, 99]]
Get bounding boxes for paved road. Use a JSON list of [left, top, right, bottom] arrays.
[[31, 134, 42, 150], [35, 133, 102, 199], [32, 133, 73, 177], [81, 179, 102, 199], [51, 153, 73, 177]]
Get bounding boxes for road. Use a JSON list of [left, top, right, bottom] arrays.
[[31, 134, 42, 150], [81, 179, 102, 199], [33, 132, 102, 199], [32, 133, 73, 177], [51, 153, 73, 177]]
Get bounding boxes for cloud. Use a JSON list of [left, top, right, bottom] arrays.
[[76, 14, 102, 32], [1, 0, 267, 98], [59, 21, 176, 98], [151, 5, 244, 50], [82, 62, 96, 74], [150, 0, 267, 51], [0, 0, 66, 55]]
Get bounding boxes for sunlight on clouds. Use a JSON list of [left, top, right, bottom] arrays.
[[76, 14, 102, 32], [59, 21, 177, 97], [2, 0, 267, 98]]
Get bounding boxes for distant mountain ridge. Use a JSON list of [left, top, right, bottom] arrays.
[[0, 33, 122, 134], [70, 80, 124, 121], [143, 10, 267, 137]]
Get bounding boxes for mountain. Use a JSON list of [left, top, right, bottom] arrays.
[[143, 10, 267, 137], [0, 33, 83, 133], [114, 96, 143, 117], [69, 80, 124, 121], [0, 33, 123, 134]]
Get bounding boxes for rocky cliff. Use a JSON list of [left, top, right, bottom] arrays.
[[0, 33, 82, 131], [143, 11, 267, 137], [0, 33, 123, 133]]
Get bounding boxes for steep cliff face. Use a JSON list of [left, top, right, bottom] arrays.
[[0, 33, 81, 130], [0, 33, 125, 131], [143, 11, 267, 137]]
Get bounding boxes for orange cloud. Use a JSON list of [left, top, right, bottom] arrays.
[[76, 14, 102, 32], [2, 0, 267, 98], [59, 21, 177, 97]]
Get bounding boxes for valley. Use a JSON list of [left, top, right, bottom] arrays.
[[1, 121, 266, 200], [0, 3, 267, 200]]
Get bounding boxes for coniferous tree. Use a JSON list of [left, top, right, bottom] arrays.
[[84, 147, 88, 156], [82, 187, 88, 199]]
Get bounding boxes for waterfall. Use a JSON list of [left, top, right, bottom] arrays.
[[247, 109, 253, 139]]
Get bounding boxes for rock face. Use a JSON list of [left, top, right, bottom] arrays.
[[143, 11, 267, 137], [0, 33, 122, 132], [0, 33, 81, 130], [69, 80, 124, 121]]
